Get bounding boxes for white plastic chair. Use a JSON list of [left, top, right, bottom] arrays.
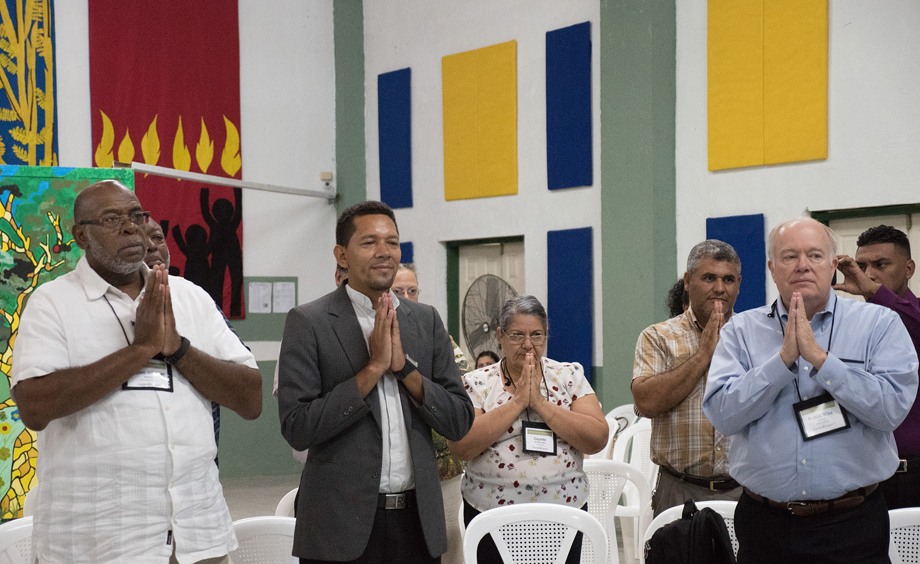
[[274, 488, 298, 517], [581, 460, 653, 564], [889, 507, 920, 564], [609, 418, 658, 562], [230, 516, 297, 564], [463, 503, 608, 564], [0, 516, 33, 564], [640, 500, 738, 564], [595, 405, 639, 460]]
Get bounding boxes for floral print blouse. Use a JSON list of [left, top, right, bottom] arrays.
[[461, 357, 596, 511]]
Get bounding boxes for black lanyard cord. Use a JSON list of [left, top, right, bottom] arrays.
[[770, 297, 838, 402], [102, 294, 132, 347]]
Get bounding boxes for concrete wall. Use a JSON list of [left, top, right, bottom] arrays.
[[676, 0, 920, 304]]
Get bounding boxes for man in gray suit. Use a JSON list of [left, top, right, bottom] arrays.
[[278, 201, 474, 563]]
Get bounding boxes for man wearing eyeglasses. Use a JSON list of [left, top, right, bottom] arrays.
[[631, 239, 743, 515], [11, 180, 262, 564]]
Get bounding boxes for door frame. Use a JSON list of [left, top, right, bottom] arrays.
[[444, 235, 524, 340]]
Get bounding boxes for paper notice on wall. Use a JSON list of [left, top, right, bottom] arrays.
[[249, 282, 272, 313], [272, 282, 296, 313]]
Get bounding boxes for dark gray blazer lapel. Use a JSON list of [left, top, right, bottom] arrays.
[[328, 284, 381, 427]]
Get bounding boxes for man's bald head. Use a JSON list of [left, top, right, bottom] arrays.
[[73, 180, 135, 223]]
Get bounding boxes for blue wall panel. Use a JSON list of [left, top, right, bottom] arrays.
[[378, 68, 413, 208], [546, 22, 592, 191], [547, 227, 593, 381], [399, 241, 413, 265], [706, 213, 766, 312]]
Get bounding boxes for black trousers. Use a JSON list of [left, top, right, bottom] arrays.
[[462, 499, 586, 564], [300, 504, 440, 564], [881, 463, 920, 510], [734, 487, 890, 564]]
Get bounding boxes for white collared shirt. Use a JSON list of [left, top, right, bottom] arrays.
[[345, 284, 415, 493], [11, 257, 258, 564]]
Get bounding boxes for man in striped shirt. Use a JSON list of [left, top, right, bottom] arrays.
[[631, 240, 743, 515]]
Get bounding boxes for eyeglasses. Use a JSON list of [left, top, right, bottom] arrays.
[[392, 288, 419, 298], [80, 211, 151, 231], [504, 332, 547, 345]]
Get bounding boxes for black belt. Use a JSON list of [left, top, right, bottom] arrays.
[[377, 490, 415, 510], [897, 457, 920, 473], [660, 465, 739, 492], [743, 484, 877, 517]]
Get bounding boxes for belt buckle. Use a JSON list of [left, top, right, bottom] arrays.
[[898, 459, 908, 473], [785, 501, 808, 516], [710, 481, 717, 492], [385, 493, 406, 510]]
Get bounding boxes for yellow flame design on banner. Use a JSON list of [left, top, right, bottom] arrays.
[[117, 128, 134, 163], [172, 117, 191, 172], [196, 118, 213, 174], [94, 110, 114, 168], [141, 115, 160, 166], [221, 116, 241, 177]]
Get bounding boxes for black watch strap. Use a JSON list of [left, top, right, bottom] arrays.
[[394, 354, 418, 381], [164, 336, 191, 365]]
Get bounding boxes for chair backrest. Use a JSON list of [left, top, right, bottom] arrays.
[[230, 516, 297, 564], [641, 500, 738, 564], [0, 516, 32, 564], [464, 503, 607, 564], [610, 419, 658, 490], [597, 405, 639, 459], [274, 488, 298, 517], [581, 460, 653, 564], [888, 507, 920, 564]]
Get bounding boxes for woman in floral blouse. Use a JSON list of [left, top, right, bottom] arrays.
[[449, 296, 608, 564]]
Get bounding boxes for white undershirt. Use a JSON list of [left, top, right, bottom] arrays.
[[345, 284, 415, 493]]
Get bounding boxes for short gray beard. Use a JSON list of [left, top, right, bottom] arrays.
[[85, 229, 144, 276]]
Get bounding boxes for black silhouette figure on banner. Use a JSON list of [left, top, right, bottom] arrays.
[[172, 223, 212, 291], [201, 187, 243, 317], [158, 219, 181, 277]]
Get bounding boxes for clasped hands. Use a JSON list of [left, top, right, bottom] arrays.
[[511, 353, 547, 410], [780, 292, 828, 370], [368, 292, 406, 377], [133, 264, 182, 359]]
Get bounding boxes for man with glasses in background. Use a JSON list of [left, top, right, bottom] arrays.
[[631, 239, 744, 515], [12, 180, 262, 564]]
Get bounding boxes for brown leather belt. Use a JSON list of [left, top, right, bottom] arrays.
[[660, 465, 740, 492], [743, 484, 877, 517]]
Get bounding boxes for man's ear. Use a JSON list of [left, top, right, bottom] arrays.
[[72, 224, 88, 250], [333, 245, 347, 269], [907, 259, 916, 280]]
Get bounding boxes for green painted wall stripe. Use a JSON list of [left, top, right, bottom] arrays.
[[599, 0, 677, 412], [334, 0, 367, 213]]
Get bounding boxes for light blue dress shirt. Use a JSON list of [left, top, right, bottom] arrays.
[[703, 290, 919, 502]]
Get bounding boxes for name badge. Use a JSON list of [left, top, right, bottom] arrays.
[[521, 421, 557, 455], [793, 392, 850, 441], [123, 358, 174, 392]]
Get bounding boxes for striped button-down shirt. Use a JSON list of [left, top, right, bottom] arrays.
[[632, 308, 731, 477]]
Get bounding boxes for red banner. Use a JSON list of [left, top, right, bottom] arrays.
[[88, 0, 245, 318]]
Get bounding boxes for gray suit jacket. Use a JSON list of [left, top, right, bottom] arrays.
[[277, 284, 474, 560]]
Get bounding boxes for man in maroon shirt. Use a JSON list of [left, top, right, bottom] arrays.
[[836, 224, 920, 509]]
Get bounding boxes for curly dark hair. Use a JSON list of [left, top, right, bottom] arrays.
[[857, 225, 911, 258], [666, 278, 689, 318], [335, 200, 398, 247]]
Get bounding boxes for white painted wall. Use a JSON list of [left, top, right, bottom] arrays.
[[363, 0, 604, 365], [54, 1, 338, 324], [676, 0, 920, 305]]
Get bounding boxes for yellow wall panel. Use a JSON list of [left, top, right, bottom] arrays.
[[443, 41, 518, 201], [708, 0, 764, 171], [764, 0, 828, 165]]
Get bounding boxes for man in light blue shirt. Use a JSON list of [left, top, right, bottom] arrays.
[[703, 217, 918, 564]]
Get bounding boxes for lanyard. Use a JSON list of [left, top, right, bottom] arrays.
[[500, 358, 549, 422], [770, 297, 838, 401], [102, 294, 132, 347]]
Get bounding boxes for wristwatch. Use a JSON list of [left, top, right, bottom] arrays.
[[393, 354, 418, 381], [164, 336, 191, 365]]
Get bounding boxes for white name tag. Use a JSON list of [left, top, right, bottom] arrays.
[[522, 421, 557, 455], [794, 392, 850, 441], [123, 359, 174, 392]]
